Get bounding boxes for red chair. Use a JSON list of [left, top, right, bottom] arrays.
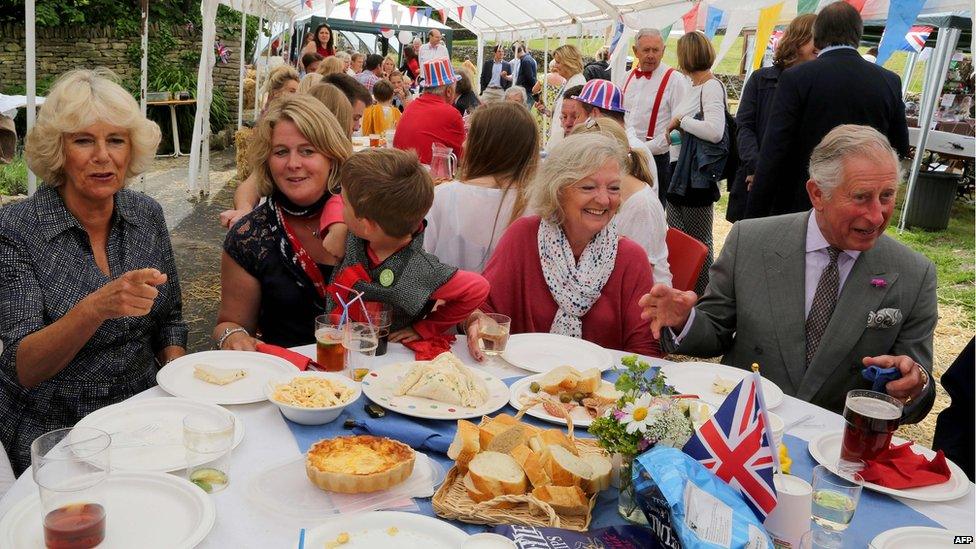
[[665, 228, 708, 293]]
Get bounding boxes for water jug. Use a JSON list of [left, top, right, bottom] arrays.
[[429, 143, 457, 181]]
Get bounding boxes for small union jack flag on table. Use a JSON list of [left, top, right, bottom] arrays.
[[682, 374, 779, 521]]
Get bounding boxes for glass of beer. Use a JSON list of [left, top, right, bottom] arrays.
[[810, 465, 863, 548], [315, 314, 346, 372], [477, 313, 512, 358], [840, 390, 903, 467], [32, 427, 111, 549]]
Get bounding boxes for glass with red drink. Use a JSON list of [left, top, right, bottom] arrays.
[[31, 427, 111, 549], [840, 390, 903, 466], [315, 314, 346, 372]]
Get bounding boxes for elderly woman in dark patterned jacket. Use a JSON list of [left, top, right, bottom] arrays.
[[0, 68, 187, 474]]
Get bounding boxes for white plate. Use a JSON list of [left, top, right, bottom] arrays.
[[808, 432, 972, 502], [508, 374, 612, 428], [157, 350, 299, 405], [74, 397, 245, 473], [660, 362, 784, 409], [361, 362, 509, 420], [304, 511, 468, 548], [869, 527, 964, 548], [501, 333, 614, 373], [0, 471, 215, 549]]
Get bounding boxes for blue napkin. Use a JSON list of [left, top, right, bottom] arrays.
[[862, 365, 901, 393]]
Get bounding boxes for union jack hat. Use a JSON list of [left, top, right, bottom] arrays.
[[421, 58, 461, 88], [572, 79, 627, 113]]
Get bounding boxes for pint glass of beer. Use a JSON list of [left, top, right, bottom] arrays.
[[840, 390, 903, 465], [315, 314, 346, 372]]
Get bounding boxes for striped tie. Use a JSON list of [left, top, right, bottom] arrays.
[[805, 247, 842, 367]]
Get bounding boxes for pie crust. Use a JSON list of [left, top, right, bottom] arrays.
[[306, 435, 416, 493]]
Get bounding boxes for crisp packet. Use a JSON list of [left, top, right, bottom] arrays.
[[633, 446, 773, 549], [492, 524, 660, 548]]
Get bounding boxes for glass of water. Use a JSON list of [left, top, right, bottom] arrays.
[[343, 321, 379, 382], [183, 412, 234, 494], [810, 465, 863, 548]]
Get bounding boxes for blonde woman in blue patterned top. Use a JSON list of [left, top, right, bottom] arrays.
[[0, 68, 187, 474]]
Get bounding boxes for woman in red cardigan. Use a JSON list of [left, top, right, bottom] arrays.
[[465, 133, 661, 360]]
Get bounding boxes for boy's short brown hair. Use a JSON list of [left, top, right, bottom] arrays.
[[372, 79, 394, 102], [340, 149, 433, 238]]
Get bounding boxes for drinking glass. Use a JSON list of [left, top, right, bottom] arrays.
[[810, 465, 863, 548], [349, 302, 392, 356], [477, 313, 511, 358], [183, 412, 234, 494], [343, 322, 379, 382], [315, 314, 346, 372], [32, 427, 111, 549], [840, 389, 903, 469]]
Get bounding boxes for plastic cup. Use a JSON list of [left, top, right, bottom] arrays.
[[183, 412, 234, 494]]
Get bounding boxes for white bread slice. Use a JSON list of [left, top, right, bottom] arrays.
[[521, 450, 551, 488], [447, 420, 480, 472], [539, 366, 581, 395], [486, 423, 526, 454], [468, 451, 527, 496], [509, 444, 533, 468], [478, 421, 509, 449], [532, 485, 589, 516], [543, 445, 593, 487], [490, 413, 519, 426], [590, 383, 623, 406], [574, 368, 602, 395], [580, 454, 612, 494], [463, 473, 493, 503], [537, 429, 578, 456]]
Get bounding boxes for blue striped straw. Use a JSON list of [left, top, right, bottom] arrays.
[[297, 528, 306, 549]]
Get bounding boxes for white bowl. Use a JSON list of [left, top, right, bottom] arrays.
[[265, 371, 361, 425]]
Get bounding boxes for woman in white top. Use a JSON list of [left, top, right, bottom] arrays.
[[425, 102, 540, 272], [663, 31, 727, 295], [545, 45, 587, 152], [571, 118, 672, 287]]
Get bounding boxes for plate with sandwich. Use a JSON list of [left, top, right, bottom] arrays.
[[157, 350, 299, 405], [508, 366, 622, 428], [361, 352, 510, 420], [502, 333, 614, 373]]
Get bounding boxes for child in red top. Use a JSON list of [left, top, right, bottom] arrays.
[[321, 149, 488, 342]]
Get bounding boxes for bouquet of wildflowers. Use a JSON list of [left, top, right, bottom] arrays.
[[588, 355, 695, 456]]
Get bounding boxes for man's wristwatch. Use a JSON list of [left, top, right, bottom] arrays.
[[216, 326, 248, 349]]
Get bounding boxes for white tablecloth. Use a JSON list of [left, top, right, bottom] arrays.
[[1, 338, 972, 547]]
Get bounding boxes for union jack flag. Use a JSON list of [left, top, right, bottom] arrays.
[[903, 26, 933, 53], [682, 375, 777, 521]]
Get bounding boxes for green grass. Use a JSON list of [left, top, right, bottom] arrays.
[[887, 194, 976, 329], [0, 156, 27, 196], [455, 35, 925, 93]]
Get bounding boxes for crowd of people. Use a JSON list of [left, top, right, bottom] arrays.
[[0, 1, 969, 485]]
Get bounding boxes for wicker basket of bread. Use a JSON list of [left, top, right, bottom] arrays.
[[432, 408, 612, 531]]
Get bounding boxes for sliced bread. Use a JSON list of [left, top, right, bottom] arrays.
[[539, 366, 580, 394], [485, 423, 526, 454], [591, 383, 623, 406], [447, 420, 481, 472], [531, 485, 589, 516], [580, 454, 612, 494], [468, 451, 527, 496], [574, 368, 603, 395], [543, 445, 593, 487]]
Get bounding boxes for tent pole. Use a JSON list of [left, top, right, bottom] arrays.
[[189, 0, 219, 194], [476, 33, 484, 88], [25, 0, 37, 195], [253, 14, 264, 122], [139, 0, 149, 191], [898, 27, 961, 232], [901, 51, 918, 99], [238, 9, 247, 129], [543, 35, 549, 141]]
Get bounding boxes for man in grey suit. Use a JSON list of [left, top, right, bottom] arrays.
[[640, 125, 935, 422]]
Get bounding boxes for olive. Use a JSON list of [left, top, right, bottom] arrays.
[[529, 382, 541, 393], [559, 393, 572, 403], [573, 392, 585, 403]]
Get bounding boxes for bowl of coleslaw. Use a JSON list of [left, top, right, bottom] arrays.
[[265, 371, 361, 425]]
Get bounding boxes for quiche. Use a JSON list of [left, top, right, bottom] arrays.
[[306, 435, 415, 493]]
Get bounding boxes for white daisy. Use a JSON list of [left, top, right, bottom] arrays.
[[620, 394, 662, 434]]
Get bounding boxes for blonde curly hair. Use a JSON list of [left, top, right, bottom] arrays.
[[24, 68, 161, 187]]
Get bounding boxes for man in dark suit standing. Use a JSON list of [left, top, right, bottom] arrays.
[[744, 2, 910, 218], [479, 44, 512, 103], [515, 43, 538, 108]]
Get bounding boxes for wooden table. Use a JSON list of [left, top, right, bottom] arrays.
[[147, 99, 196, 158]]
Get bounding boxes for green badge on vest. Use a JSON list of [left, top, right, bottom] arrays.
[[379, 268, 395, 287]]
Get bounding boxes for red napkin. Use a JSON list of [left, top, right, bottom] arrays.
[[255, 343, 310, 371], [859, 441, 953, 489], [402, 335, 456, 360]]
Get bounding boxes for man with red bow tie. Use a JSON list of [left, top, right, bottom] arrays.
[[623, 28, 690, 208]]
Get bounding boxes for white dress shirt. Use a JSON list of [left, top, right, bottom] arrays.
[[419, 42, 449, 67], [622, 63, 690, 160], [614, 185, 672, 287]]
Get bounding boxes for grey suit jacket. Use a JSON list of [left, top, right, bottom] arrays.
[[663, 212, 937, 423]]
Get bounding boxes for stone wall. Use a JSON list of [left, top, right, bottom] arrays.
[[0, 22, 243, 130]]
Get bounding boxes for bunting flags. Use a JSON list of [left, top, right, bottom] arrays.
[[713, 9, 754, 70], [797, 0, 819, 14], [845, 0, 868, 12], [349, 0, 356, 18], [323, 0, 335, 18], [408, 6, 417, 23], [370, 0, 380, 23], [903, 25, 934, 52], [390, 3, 401, 25], [423, 7, 432, 22], [705, 6, 723, 39], [469, 5, 477, 19], [752, 2, 784, 70], [660, 23, 673, 42], [438, 8, 447, 23], [682, 2, 701, 34], [304, 0, 311, 9], [877, 0, 928, 65], [457, 6, 464, 21]]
